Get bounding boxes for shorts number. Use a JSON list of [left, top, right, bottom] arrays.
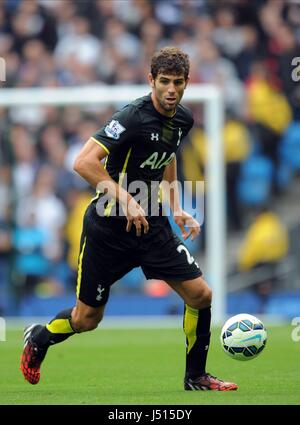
[[177, 244, 199, 268]]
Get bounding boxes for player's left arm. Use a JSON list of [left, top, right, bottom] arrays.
[[162, 157, 200, 241]]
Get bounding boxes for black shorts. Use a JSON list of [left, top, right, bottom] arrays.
[[76, 203, 202, 307]]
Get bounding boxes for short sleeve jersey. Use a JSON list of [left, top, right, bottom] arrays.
[[93, 94, 193, 183], [91, 94, 193, 215]]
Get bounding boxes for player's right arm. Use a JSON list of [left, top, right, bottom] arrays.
[[74, 138, 149, 236]]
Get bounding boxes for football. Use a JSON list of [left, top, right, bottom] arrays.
[[220, 313, 267, 361]]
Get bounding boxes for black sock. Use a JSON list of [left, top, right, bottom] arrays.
[[183, 305, 211, 379], [32, 308, 76, 349]]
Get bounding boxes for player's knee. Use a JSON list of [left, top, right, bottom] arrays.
[[203, 286, 212, 307], [188, 286, 212, 309]]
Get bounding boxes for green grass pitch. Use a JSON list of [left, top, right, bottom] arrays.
[[0, 324, 299, 405]]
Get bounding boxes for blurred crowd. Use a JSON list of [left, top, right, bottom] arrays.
[[0, 0, 300, 313]]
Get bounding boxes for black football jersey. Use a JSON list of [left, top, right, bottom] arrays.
[[91, 94, 193, 217]]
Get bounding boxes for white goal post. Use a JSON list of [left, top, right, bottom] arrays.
[[0, 84, 226, 324]]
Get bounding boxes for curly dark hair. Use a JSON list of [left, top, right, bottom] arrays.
[[150, 46, 190, 80]]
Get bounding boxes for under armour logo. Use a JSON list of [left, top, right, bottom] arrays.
[[96, 284, 105, 301], [151, 133, 159, 141], [177, 128, 183, 146]]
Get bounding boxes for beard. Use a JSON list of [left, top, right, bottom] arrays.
[[158, 96, 178, 112]]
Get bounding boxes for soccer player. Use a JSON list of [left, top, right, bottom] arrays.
[[20, 47, 238, 391]]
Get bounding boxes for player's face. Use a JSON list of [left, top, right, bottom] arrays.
[[149, 73, 188, 117]]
